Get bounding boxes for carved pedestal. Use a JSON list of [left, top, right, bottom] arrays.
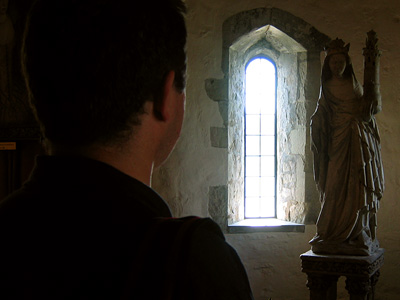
[[300, 249, 384, 300]]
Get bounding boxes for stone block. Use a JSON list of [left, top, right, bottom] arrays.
[[210, 126, 228, 148], [209, 185, 228, 231]]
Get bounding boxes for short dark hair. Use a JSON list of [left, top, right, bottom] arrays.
[[22, 0, 187, 147]]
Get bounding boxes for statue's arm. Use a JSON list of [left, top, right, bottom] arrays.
[[363, 30, 382, 116], [311, 100, 329, 196], [372, 98, 382, 114]]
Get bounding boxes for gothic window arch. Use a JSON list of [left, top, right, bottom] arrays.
[[205, 8, 330, 231]]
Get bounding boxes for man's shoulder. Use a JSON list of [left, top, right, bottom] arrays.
[[185, 217, 254, 299], [137, 216, 254, 300]]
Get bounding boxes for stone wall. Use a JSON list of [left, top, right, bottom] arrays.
[[204, 8, 328, 227], [152, 0, 400, 299]]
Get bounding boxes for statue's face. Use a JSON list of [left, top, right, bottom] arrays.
[[329, 53, 347, 78]]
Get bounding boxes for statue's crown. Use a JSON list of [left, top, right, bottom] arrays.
[[324, 38, 350, 57]]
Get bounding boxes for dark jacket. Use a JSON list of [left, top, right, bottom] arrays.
[[0, 156, 254, 299]]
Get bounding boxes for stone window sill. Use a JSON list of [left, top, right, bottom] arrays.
[[228, 218, 305, 233]]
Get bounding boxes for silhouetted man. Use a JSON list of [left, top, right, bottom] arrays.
[[0, 1, 254, 299]]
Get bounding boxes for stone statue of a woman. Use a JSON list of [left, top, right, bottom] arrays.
[[310, 33, 384, 256]]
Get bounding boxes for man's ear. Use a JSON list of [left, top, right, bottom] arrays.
[[153, 71, 175, 121]]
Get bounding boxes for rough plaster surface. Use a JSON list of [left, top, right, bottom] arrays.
[[152, 0, 400, 299], [226, 226, 318, 299]]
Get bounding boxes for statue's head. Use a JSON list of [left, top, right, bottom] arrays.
[[324, 38, 350, 57], [321, 38, 354, 82], [328, 53, 347, 78]]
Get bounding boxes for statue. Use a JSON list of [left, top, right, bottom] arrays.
[[309, 31, 384, 256]]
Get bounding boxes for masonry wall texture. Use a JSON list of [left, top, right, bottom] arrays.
[[205, 8, 329, 226], [151, 0, 400, 299]]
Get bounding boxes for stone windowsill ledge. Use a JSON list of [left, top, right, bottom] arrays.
[[228, 218, 305, 233]]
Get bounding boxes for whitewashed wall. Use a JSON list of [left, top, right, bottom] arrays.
[[152, 0, 400, 299]]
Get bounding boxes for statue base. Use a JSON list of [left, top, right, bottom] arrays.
[[300, 248, 384, 300], [310, 239, 380, 256]]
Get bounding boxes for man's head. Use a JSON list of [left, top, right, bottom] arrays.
[[0, 0, 8, 16], [22, 0, 187, 148]]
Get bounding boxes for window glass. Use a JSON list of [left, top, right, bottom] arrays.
[[245, 57, 276, 218]]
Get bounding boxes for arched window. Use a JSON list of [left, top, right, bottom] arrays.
[[205, 8, 330, 231], [245, 57, 276, 218]]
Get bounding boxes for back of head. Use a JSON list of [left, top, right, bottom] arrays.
[[22, 0, 187, 148]]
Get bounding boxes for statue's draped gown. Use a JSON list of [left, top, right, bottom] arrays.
[[310, 79, 384, 255]]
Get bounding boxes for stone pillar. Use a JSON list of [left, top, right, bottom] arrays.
[[345, 276, 371, 300], [300, 249, 384, 300], [306, 275, 338, 300]]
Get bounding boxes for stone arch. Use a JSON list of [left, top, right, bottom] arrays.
[[221, 8, 330, 72], [206, 8, 330, 229]]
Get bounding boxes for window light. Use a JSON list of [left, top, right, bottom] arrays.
[[244, 57, 276, 218]]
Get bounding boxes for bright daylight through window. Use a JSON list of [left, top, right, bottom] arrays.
[[245, 57, 276, 218]]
